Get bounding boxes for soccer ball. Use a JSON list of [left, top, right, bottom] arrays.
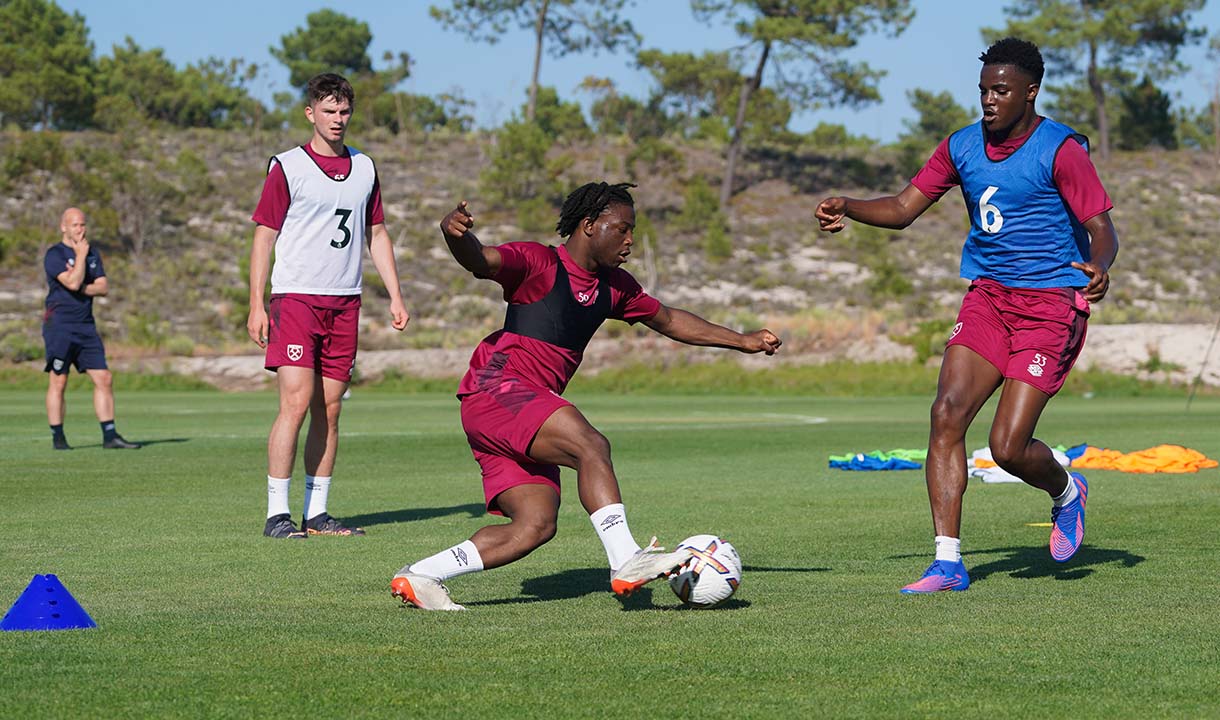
[[668, 535, 742, 608]]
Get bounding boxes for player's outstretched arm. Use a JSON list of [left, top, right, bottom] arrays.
[[367, 223, 410, 331], [246, 224, 277, 348], [1071, 211, 1119, 304], [644, 305, 781, 355], [439, 201, 502, 277], [815, 184, 934, 233]]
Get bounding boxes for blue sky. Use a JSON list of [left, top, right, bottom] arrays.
[[61, 0, 1220, 142]]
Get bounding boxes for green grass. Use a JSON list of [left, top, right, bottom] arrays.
[[1, 389, 1218, 718]]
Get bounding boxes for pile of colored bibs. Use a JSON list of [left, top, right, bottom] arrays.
[[830, 443, 1217, 477]]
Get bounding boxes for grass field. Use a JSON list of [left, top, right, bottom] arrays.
[[1, 389, 1218, 719]]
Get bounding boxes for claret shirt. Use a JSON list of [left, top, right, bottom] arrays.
[[457, 243, 661, 397]]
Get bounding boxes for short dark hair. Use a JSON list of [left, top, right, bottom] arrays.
[[306, 73, 355, 107], [556, 182, 636, 238], [979, 37, 1044, 85]]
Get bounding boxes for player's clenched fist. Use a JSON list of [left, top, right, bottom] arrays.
[[747, 329, 782, 356], [440, 201, 475, 239]]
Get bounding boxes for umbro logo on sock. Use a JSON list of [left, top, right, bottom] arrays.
[[599, 514, 623, 531], [451, 547, 469, 566]]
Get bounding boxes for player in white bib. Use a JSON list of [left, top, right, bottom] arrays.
[[248, 73, 409, 539]]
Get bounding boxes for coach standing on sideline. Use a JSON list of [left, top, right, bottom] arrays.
[[42, 207, 141, 451], [248, 72, 409, 540]]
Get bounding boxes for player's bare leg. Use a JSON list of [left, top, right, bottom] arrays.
[[391, 484, 559, 610], [903, 346, 1001, 593], [86, 368, 137, 448], [469, 484, 560, 568], [925, 345, 1003, 538], [528, 405, 620, 512], [46, 371, 70, 449], [263, 366, 312, 537], [988, 380, 1068, 495], [990, 379, 1087, 561], [46, 371, 68, 427], [529, 405, 691, 595], [300, 374, 361, 535], [267, 366, 314, 477], [303, 374, 346, 477], [86, 368, 114, 423]]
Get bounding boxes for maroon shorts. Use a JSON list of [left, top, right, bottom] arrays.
[[947, 278, 1089, 396], [265, 294, 360, 382], [460, 379, 571, 515]]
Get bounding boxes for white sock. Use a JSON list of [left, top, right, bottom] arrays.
[[1053, 472, 1078, 507], [408, 540, 484, 582], [934, 535, 961, 563], [267, 476, 291, 519], [303, 475, 331, 520], [590, 503, 641, 572]]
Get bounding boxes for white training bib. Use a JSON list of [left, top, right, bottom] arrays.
[[269, 145, 376, 295]]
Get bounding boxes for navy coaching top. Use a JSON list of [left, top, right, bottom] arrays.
[[44, 242, 105, 325]]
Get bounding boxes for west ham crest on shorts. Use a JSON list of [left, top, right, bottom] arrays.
[[287, 344, 303, 362]]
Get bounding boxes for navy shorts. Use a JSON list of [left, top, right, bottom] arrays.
[[43, 323, 108, 375]]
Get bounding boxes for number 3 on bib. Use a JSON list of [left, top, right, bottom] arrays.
[[978, 186, 1003, 233], [330, 208, 354, 249]]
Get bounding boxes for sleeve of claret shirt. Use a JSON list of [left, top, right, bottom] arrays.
[[609, 270, 662, 323], [492, 242, 533, 300], [251, 160, 290, 230], [910, 138, 960, 201], [366, 173, 385, 226], [1052, 140, 1113, 223]]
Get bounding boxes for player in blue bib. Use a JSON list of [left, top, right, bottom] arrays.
[[816, 38, 1119, 593], [42, 208, 140, 450]]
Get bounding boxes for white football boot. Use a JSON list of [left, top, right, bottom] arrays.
[[391, 570, 466, 611], [610, 537, 694, 597]]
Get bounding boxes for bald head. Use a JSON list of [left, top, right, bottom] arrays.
[[60, 207, 87, 245]]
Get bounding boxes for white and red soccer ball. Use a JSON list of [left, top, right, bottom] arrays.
[[668, 534, 742, 608]]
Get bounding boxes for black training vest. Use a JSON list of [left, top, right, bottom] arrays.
[[503, 248, 611, 353]]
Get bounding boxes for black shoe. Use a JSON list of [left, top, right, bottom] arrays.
[[103, 434, 142, 449], [303, 512, 365, 536], [52, 437, 72, 450], [264, 513, 307, 539]]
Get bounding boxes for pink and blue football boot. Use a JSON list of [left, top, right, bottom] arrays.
[[1050, 472, 1088, 562], [900, 559, 971, 594]]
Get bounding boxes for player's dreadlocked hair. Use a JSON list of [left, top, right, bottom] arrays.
[[555, 182, 637, 238], [979, 37, 1044, 85], [306, 73, 355, 106]]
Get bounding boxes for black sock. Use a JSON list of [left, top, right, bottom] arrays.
[[100, 420, 117, 442], [51, 424, 65, 440]]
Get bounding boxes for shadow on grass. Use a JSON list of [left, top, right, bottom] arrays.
[[891, 545, 1146, 584], [343, 504, 485, 528], [465, 567, 752, 611], [56, 437, 190, 450], [465, 568, 607, 607], [743, 565, 830, 573], [131, 438, 190, 447], [965, 545, 1145, 583]]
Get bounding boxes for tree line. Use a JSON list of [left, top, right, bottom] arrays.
[[2, 0, 1217, 211]]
